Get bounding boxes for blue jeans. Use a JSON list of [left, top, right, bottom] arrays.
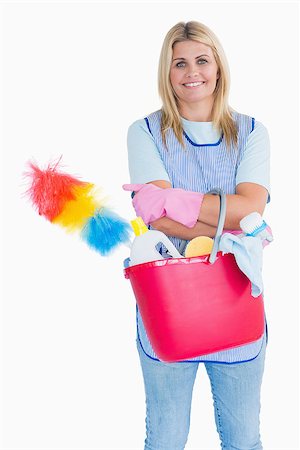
[[136, 334, 266, 450]]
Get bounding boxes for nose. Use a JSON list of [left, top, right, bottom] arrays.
[[186, 68, 200, 78]]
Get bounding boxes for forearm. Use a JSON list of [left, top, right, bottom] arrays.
[[150, 193, 254, 233], [126, 181, 268, 231], [200, 191, 268, 229], [150, 216, 218, 239]]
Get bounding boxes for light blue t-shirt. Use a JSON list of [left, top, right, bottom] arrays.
[[127, 116, 270, 199]]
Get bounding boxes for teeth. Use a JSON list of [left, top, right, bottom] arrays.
[[184, 82, 204, 87]]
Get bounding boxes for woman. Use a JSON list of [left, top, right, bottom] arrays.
[[124, 21, 270, 450]]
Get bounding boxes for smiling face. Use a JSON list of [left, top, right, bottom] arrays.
[[170, 40, 220, 119]]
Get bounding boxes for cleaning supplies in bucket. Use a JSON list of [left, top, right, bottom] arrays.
[[240, 212, 273, 246], [129, 217, 182, 266], [219, 212, 273, 297], [184, 236, 214, 257]]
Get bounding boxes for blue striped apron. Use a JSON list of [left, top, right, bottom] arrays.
[[136, 109, 266, 363]]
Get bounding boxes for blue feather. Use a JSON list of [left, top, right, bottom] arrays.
[[81, 207, 131, 256]]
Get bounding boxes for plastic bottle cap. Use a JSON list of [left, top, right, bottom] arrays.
[[131, 217, 149, 236]]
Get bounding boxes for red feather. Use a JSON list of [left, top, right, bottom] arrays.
[[24, 158, 86, 221]]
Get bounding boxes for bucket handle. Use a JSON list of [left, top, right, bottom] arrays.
[[207, 188, 226, 264], [178, 188, 226, 264]]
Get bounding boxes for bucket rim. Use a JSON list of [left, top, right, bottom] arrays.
[[123, 251, 229, 278]]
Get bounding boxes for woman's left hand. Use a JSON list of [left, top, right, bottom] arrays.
[[122, 183, 204, 228]]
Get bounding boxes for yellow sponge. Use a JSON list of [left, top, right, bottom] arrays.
[[184, 236, 214, 257]]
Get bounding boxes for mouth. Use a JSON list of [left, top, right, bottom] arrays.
[[183, 81, 205, 88]]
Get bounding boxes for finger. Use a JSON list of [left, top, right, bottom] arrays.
[[122, 183, 145, 192]]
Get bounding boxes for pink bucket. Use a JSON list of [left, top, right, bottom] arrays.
[[124, 252, 264, 362], [124, 189, 265, 362]]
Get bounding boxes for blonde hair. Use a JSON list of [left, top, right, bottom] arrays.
[[158, 21, 238, 149]]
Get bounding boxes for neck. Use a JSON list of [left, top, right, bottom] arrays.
[[178, 99, 214, 122]]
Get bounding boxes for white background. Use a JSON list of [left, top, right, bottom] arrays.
[[1, 1, 299, 449]]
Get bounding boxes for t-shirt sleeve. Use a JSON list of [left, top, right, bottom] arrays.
[[236, 120, 271, 202], [127, 119, 171, 184]]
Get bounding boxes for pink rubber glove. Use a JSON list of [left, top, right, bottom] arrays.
[[123, 183, 204, 228]]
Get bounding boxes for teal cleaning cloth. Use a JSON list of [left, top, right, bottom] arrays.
[[219, 234, 264, 297]]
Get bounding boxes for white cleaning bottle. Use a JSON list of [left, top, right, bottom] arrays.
[[129, 217, 182, 266]]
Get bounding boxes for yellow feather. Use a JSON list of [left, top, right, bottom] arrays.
[[53, 183, 104, 232]]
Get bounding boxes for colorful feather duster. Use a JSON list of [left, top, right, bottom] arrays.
[[24, 158, 131, 255]]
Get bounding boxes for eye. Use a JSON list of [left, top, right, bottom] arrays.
[[197, 58, 208, 64], [175, 61, 185, 68]]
